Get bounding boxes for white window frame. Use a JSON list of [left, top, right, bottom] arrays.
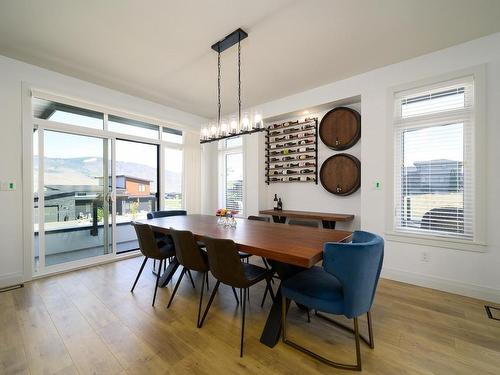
[[22, 85, 188, 279], [385, 66, 487, 252], [218, 137, 245, 217]]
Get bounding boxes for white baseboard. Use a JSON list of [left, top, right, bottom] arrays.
[[381, 268, 500, 304], [0, 272, 24, 290]]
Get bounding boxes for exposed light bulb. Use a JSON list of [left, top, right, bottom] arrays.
[[241, 116, 249, 131], [253, 113, 263, 129]]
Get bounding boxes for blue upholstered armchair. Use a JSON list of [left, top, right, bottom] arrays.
[[281, 231, 384, 371]]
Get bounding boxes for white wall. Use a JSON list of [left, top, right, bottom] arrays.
[[203, 32, 500, 302], [0, 54, 205, 288]]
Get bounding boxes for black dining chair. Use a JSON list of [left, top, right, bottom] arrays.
[[288, 219, 319, 228], [146, 209, 195, 286], [147, 210, 188, 219], [199, 236, 275, 357], [130, 222, 175, 306], [167, 228, 241, 326]]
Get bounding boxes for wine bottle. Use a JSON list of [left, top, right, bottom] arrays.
[[273, 194, 278, 211], [277, 197, 283, 211]]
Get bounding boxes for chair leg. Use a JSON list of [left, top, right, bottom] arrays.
[[131, 257, 148, 292], [232, 287, 239, 304], [240, 288, 247, 357], [307, 309, 311, 323], [167, 267, 186, 308], [282, 303, 364, 371], [187, 270, 196, 289], [314, 310, 373, 348], [367, 311, 374, 349], [153, 259, 156, 272], [196, 272, 206, 328], [260, 283, 269, 308], [205, 272, 210, 291], [164, 260, 167, 271], [152, 259, 162, 307], [353, 317, 362, 370], [281, 295, 287, 342], [199, 280, 220, 327]]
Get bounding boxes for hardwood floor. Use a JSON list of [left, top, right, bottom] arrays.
[[1, 256, 500, 374]]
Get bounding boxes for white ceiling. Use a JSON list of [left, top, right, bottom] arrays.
[[1, 0, 499, 119]]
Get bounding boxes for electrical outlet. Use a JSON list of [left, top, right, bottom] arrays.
[[420, 252, 430, 263]]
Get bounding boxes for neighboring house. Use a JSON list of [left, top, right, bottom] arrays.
[[402, 159, 463, 195], [35, 175, 156, 222]]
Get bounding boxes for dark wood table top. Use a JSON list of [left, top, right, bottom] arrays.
[[259, 209, 354, 222], [140, 214, 352, 268]]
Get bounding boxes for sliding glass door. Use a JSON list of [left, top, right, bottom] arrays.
[[31, 92, 184, 275], [115, 139, 159, 253], [34, 130, 111, 269]]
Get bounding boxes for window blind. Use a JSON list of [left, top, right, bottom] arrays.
[[393, 76, 475, 240]]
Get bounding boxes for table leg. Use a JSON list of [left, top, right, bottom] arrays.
[[159, 258, 180, 288], [322, 220, 337, 229], [272, 215, 287, 224], [260, 260, 305, 348]]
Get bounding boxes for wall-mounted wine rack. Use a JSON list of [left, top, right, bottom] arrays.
[[265, 118, 318, 184]]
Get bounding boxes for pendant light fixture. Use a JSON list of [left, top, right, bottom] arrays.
[[200, 28, 265, 143]]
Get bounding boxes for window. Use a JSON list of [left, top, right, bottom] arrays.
[[108, 114, 159, 139], [164, 147, 183, 209], [33, 97, 103, 129], [219, 137, 244, 215], [162, 127, 183, 144], [393, 76, 476, 242]]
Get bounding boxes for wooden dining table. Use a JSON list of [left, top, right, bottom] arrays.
[[140, 214, 352, 347]]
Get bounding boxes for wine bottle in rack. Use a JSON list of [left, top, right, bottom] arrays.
[[300, 169, 315, 174]]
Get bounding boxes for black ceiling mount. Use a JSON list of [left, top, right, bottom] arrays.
[[211, 28, 248, 53]]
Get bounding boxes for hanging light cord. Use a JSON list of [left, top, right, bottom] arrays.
[[238, 38, 242, 130], [217, 49, 221, 127]]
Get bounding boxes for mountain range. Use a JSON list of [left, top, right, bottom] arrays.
[[34, 157, 182, 193]]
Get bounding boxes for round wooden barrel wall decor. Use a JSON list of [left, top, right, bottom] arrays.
[[319, 107, 361, 150], [320, 153, 361, 196]]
